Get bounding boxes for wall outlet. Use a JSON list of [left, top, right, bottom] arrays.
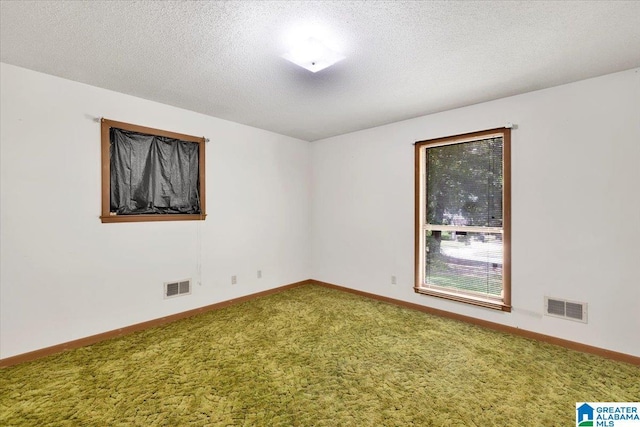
[[391, 275, 397, 285], [257, 270, 262, 279], [231, 275, 237, 285]]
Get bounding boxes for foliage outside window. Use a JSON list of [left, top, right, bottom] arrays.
[[100, 119, 206, 223], [415, 128, 511, 311]]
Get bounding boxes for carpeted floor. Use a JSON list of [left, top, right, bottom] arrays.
[[1, 284, 638, 426]]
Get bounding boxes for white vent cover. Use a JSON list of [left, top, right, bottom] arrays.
[[544, 297, 587, 323], [164, 279, 191, 299]]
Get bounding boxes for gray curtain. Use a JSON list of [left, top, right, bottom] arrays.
[[110, 128, 201, 214]]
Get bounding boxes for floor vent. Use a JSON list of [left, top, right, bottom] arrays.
[[544, 297, 587, 323], [164, 279, 191, 299]]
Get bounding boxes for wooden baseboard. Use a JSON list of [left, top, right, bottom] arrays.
[[0, 280, 311, 368], [310, 280, 640, 366], [3, 279, 638, 368]]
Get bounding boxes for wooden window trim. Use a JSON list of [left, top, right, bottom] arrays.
[[414, 127, 511, 312], [100, 118, 206, 223]]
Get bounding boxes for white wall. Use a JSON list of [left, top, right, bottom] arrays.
[[311, 68, 640, 357], [0, 63, 311, 359]]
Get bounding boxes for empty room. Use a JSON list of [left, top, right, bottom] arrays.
[[1, 1, 639, 425]]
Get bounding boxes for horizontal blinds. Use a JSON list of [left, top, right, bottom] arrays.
[[426, 137, 503, 228], [424, 230, 503, 298], [422, 136, 504, 300], [424, 224, 502, 233]]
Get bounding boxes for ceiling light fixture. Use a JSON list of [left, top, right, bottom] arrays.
[[282, 37, 345, 73]]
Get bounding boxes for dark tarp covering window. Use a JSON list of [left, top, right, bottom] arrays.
[[110, 128, 201, 215]]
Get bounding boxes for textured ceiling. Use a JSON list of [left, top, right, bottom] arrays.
[[2, 1, 640, 141]]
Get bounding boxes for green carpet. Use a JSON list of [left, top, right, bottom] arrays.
[[1, 285, 638, 426]]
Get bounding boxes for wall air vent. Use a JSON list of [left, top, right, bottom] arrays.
[[544, 297, 587, 323], [164, 279, 191, 299]]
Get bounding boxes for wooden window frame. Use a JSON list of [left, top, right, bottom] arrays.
[[100, 118, 206, 223], [414, 127, 511, 312]]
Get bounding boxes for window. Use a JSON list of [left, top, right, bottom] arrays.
[[100, 119, 206, 223], [415, 128, 511, 311]]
